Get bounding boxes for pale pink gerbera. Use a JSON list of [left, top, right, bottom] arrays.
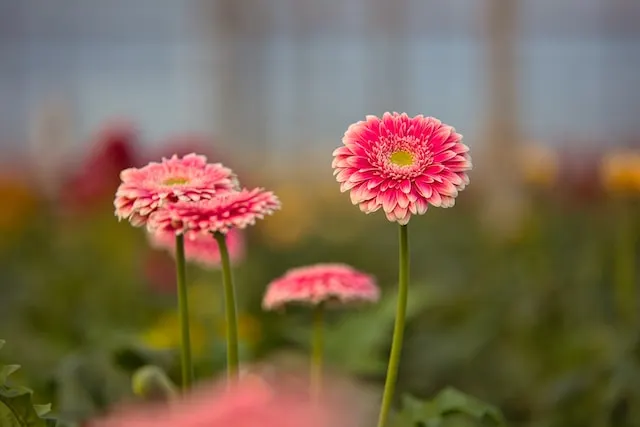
[[263, 263, 379, 310], [332, 112, 472, 224], [147, 188, 281, 235], [148, 228, 245, 268], [88, 373, 368, 427], [114, 153, 239, 227]]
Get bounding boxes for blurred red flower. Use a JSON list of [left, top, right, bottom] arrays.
[[61, 120, 140, 214]]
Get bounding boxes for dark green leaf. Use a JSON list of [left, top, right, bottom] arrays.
[[433, 387, 505, 424], [0, 341, 58, 426], [395, 389, 506, 427], [0, 389, 52, 427]]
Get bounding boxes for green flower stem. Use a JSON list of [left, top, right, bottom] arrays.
[[175, 234, 194, 391], [214, 231, 240, 380], [614, 200, 636, 328], [311, 302, 325, 402], [377, 223, 410, 427]]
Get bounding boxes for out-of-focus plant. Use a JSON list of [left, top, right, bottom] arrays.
[[262, 263, 380, 399], [0, 340, 61, 427], [599, 149, 639, 328], [393, 388, 505, 427]]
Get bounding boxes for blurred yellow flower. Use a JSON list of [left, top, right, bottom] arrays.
[[214, 313, 261, 350], [519, 144, 558, 188], [259, 183, 315, 247], [142, 281, 261, 355], [141, 312, 207, 357], [601, 150, 640, 194], [0, 173, 38, 233]]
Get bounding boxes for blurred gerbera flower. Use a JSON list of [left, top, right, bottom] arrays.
[[600, 149, 640, 195], [141, 311, 208, 358], [114, 154, 238, 227], [263, 263, 379, 310], [62, 120, 140, 213], [148, 228, 245, 268], [0, 173, 38, 234], [332, 112, 472, 224], [89, 371, 368, 427], [147, 188, 281, 235]]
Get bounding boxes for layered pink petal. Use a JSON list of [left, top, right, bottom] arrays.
[[263, 263, 379, 309], [89, 372, 367, 427], [332, 113, 472, 224], [114, 153, 239, 227], [147, 188, 280, 235]]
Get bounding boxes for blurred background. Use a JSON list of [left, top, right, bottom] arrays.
[[0, 1, 639, 426]]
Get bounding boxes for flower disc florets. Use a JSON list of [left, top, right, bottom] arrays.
[[332, 112, 472, 224], [114, 153, 239, 227]]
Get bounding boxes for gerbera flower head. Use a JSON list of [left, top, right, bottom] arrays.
[[262, 263, 379, 310], [114, 153, 239, 227], [147, 187, 281, 235], [332, 112, 472, 224], [148, 228, 245, 268], [88, 370, 368, 427]]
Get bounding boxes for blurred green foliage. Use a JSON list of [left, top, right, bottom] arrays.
[[393, 388, 505, 427], [0, 170, 639, 427], [0, 340, 60, 427]]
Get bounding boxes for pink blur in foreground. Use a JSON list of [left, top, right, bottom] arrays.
[[88, 373, 368, 427], [263, 263, 379, 310], [147, 187, 281, 235], [332, 112, 472, 224], [114, 153, 239, 227], [147, 228, 245, 268]]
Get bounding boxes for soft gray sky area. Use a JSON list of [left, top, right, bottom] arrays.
[[0, 0, 638, 153]]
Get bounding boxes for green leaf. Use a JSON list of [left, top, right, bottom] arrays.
[[0, 365, 21, 385], [33, 404, 52, 417], [394, 388, 506, 427], [0, 340, 5, 351], [433, 387, 505, 424], [0, 341, 58, 426], [0, 389, 49, 427]]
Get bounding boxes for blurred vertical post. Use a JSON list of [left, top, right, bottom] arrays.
[[291, 0, 312, 173], [366, 0, 408, 113], [28, 96, 74, 200], [209, 0, 240, 151], [199, 0, 269, 169], [476, 0, 526, 238]]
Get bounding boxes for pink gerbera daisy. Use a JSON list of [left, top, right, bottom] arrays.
[[88, 373, 367, 427], [262, 263, 379, 310], [114, 153, 239, 227], [148, 228, 245, 268], [332, 112, 472, 224], [147, 187, 281, 235]]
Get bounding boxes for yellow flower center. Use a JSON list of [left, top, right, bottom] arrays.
[[390, 150, 414, 166], [163, 177, 190, 186]]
